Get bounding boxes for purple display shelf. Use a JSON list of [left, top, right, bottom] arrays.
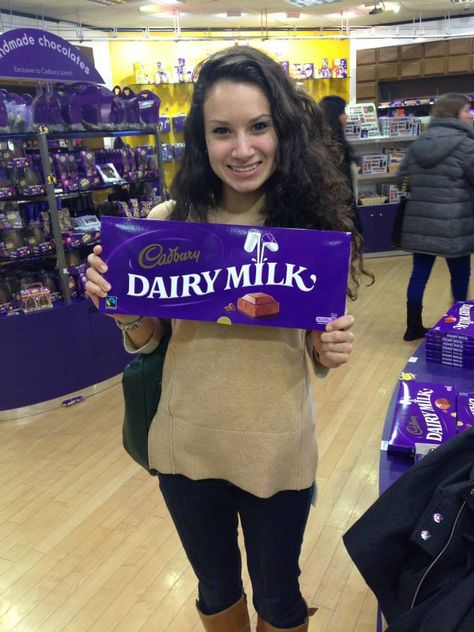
[[376, 339, 474, 631], [0, 299, 130, 412]]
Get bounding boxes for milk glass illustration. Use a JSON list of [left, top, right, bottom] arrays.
[[243, 229, 279, 265]]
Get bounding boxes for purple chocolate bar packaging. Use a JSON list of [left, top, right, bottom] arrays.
[[429, 301, 474, 340], [388, 380, 457, 458], [456, 392, 474, 434], [99, 216, 351, 329]]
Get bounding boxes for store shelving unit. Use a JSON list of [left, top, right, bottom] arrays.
[[0, 125, 165, 303], [0, 125, 165, 416], [352, 135, 416, 256]]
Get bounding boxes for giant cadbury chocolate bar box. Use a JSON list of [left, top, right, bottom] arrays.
[[98, 216, 351, 329], [388, 380, 457, 458], [428, 301, 474, 340]]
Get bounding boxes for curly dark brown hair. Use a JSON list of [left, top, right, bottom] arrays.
[[169, 45, 373, 298]]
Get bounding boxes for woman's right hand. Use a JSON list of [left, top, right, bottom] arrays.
[[85, 245, 111, 310]]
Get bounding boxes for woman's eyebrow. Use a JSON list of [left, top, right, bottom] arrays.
[[207, 113, 272, 125]]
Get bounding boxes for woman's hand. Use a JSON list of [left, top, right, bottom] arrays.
[[310, 314, 355, 369], [85, 245, 111, 310]]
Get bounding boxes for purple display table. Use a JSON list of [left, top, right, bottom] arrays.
[[376, 339, 474, 631], [0, 299, 130, 414], [379, 339, 474, 493]]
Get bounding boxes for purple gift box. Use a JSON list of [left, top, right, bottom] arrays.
[[388, 380, 457, 458], [456, 392, 474, 434], [99, 216, 351, 330]]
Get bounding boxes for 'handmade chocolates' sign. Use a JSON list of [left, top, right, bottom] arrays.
[[99, 216, 351, 329]]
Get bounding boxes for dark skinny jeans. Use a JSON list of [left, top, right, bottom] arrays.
[[158, 473, 313, 628], [407, 253, 471, 307]]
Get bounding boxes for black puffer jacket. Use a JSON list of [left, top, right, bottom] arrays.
[[397, 118, 474, 257]]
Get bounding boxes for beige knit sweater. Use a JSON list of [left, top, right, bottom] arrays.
[[125, 199, 327, 498]]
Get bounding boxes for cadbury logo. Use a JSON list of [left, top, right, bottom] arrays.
[[138, 243, 201, 269], [407, 416, 423, 436]]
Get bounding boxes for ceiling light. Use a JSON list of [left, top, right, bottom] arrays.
[[226, 10, 242, 17], [286, 11, 301, 18], [139, 4, 160, 12], [286, 0, 341, 8]]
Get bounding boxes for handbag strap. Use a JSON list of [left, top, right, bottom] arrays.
[[400, 176, 409, 196]]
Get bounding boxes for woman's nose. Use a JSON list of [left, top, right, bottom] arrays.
[[232, 133, 253, 159]]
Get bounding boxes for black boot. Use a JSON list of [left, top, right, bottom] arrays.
[[403, 303, 428, 341]]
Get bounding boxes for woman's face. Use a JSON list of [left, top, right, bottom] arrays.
[[203, 80, 278, 210], [458, 103, 473, 126]]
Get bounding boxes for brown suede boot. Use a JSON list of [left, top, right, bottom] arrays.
[[196, 595, 251, 632], [256, 615, 308, 631]]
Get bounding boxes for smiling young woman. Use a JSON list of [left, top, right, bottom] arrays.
[[86, 45, 373, 632]]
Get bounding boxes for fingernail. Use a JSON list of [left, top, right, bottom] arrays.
[[100, 265, 107, 273], [105, 283, 111, 291]]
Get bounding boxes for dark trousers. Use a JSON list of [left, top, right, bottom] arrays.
[[407, 253, 471, 307], [158, 473, 313, 628]]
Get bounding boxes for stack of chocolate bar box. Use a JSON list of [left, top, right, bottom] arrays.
[[425, 301, 474, 369]]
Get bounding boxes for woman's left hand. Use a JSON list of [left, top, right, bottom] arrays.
[[310, 314, 355, 369]]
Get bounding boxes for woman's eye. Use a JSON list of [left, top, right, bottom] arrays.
[[212, 127, 229, 135], [253, 121, 269, 131]]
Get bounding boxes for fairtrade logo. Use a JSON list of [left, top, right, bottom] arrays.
[[105, 296, 118, 309]]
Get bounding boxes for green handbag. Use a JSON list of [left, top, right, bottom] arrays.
[[121, 332, 170, 475]]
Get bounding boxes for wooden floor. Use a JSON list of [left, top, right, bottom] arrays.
[[0, 254, 467, 632]]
